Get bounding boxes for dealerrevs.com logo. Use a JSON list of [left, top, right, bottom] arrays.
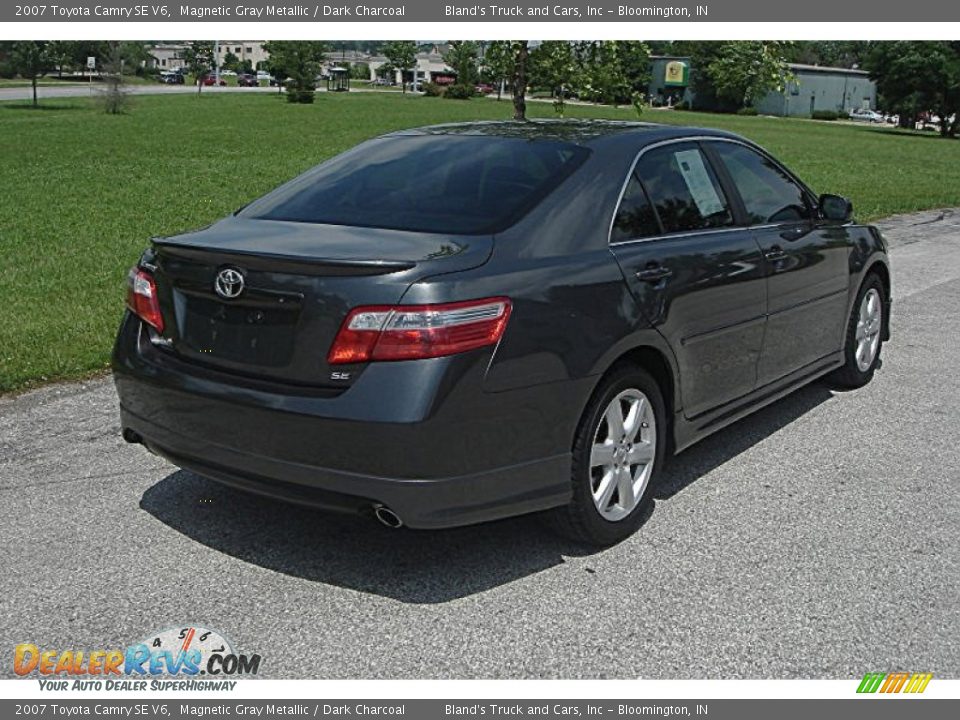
[[14, 626, 262, 691]]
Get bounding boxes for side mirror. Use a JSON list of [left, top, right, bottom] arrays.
[[819, 194, 853, 223]]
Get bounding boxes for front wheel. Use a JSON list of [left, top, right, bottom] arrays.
[[828, 273, 886, 389], [548, 365, 666, 546]]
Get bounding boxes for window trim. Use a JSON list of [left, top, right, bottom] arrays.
[[608, 136, 818, 246]]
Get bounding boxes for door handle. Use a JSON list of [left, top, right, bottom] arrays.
[[635, 265, 673, 284], [764, 246, 788, 262]]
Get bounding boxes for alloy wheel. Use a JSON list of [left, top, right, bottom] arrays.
[[590, 389, 657, 522], [855, 288, 882, 371]]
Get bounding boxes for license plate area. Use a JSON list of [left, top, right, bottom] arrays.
[[177, 290, 301, 367]]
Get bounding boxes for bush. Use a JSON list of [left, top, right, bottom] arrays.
[[673, 101, 690, 111], [812, 110, 839, 121], [286, 88, 315, 104], [443, 83, 475, 100], [837, 110, 850, 120], [736, 107, 758, 116], [421, 81, 444, 97]]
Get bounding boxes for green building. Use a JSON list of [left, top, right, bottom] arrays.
[[647, 56, 878, 117]]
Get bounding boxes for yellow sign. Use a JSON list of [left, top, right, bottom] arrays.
[[664, 61, 689, 87]]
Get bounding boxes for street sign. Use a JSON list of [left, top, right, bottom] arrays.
[[86, 56, 96, 69]]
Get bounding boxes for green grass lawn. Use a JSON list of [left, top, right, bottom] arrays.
[[1, 92, 959, 393]]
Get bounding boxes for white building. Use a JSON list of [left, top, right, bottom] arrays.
[[367, 47, 455, 86], [148, 44, 189, 71], [216, 41, 270, 70]]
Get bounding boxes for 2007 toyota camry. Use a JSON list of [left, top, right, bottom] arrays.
[[113, 120, 891, 545]]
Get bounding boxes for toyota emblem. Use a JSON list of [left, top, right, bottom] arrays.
[[214, 268, 245, 299]]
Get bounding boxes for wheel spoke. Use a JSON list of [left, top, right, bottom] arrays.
[[594, 468, 617, 510], [605, 402, 624, 439], [591, 442, 615, 468], [622, 398, 645, 440], [627, 441, 654, 466], [616, 466, 635, 510], [855, 322, 866, 341]]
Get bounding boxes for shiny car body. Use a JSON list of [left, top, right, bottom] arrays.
[[113, 120, 891, 543]]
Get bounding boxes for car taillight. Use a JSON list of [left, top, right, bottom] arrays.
[[328, 297, 512, 365], [126, 267, 164, 333]]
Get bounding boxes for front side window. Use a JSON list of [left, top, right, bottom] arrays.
[[634, 143, 734, 234], [610, 174, 660, 243], [711, 142, 813, 225]]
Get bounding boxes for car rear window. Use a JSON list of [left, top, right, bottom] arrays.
[[240, 135, 590, 235]]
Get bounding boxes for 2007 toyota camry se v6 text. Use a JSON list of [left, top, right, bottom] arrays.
[[113, 120, 891, 545]]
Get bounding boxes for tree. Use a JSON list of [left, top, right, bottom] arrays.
[[97, 41, 131, 114], [222, 51, 240, 73], [706, 41, 794, 109], [46, 41, 78, 79], [482, 41, 513, 100], [120, 42, 152, 76], [574, 41, 651, 109], [10, 42, 51, 108], [350, 62, 370, 81], [183, 41, 214, 94], [443, 41, 480, 92], [511, 41, 529, 121], [668, 41, 727, 111], [381, 41, 417, 92], [530, 41, 576, 116], [866, 41, 960, 137], [261, 41, 328, 103], [785, 41, 871, 69]]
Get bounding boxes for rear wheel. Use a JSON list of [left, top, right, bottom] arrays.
[[548, 365, 666, 546], [829, 273, 885, 388]]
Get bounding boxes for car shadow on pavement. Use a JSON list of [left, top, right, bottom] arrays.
[[139, 381, 833, 604]]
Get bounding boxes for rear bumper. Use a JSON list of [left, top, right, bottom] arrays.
[[121, 404, 569, 529], [113, 315, 587, 529]]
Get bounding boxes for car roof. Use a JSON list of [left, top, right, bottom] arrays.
[[388, 119, 744, 148]]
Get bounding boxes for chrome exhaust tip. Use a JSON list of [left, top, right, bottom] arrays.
[[373, 504, 403, 529]]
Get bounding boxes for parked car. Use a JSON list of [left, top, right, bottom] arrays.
[[159, 72, 185, 85], [849, 108, 884, 123], [475, 83, 494, 95], [256, 70, 272, 82], [114, 121, 891, 545], [237, 73, 259, 87], [200, 74, 226, 87]]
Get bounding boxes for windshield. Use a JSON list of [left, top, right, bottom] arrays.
[[240, 135, 590, 234]]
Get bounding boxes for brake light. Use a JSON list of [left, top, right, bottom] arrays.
[[328, 297, 512, 364], [126, 267, 164, 333]]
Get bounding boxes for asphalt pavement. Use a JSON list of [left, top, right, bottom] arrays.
[[1, 209, 958, 678]]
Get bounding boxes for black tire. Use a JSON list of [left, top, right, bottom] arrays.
[[828, 273, 886, 389], [547, 364, 667, 546]]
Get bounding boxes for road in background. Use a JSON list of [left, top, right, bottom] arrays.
[[1, 210, 958, 678]]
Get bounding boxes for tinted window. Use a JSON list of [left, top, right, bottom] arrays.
[[712, 142, 812, 224], [241, 135, 589, 235], [635, 143, 734, 234], [611, 173, 660, 242]]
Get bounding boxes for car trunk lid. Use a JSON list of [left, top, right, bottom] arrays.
[[148, 217, 492, 388]]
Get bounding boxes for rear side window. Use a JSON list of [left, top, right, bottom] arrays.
[[611, 174, 660, 243], [241, 135, 589, 235], [635, 143, 734, 234], [711, 142, 813, 224]]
